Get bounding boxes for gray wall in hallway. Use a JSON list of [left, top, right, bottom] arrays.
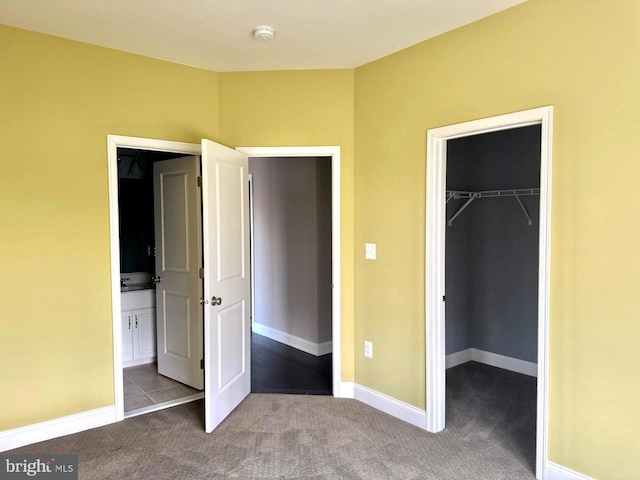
[[249, 156, 332, 345], [445, 125, 540, 363]]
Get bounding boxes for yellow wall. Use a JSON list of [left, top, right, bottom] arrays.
[[219, 70, 356, 381], [353, 0, 640, 477], [3, 0, 639, 475], [0, 25, 220, 430]]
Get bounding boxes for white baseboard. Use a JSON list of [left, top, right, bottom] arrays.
[[446, 348, 537, 377], [316, 340, 332, 356], [445, 348, 472, 368], [354, 384, 426, 429], [252, 323, 332, 357], [547, 461, 594, 480], [336, 381, 354, 398], [123, 357, 156, 368], [0, 406, 116, 452]]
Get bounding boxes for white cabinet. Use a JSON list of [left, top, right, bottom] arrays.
[[122, 311, 134, 363], [122, 290, 156, 367]]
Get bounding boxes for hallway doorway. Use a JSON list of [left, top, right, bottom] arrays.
[[247, 154, 333, 395]]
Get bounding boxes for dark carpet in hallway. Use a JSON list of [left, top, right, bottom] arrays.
[[251, 332, 332, 395]]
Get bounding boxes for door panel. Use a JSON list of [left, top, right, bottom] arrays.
[[154, 156, 203, 390], [202, 139, 250, 433], [218, 301, 245, 390], [217, 163, 245, 282], [164, 292, 190, 358], [135, 308, 156, 359], [161, 173, 189, 272]]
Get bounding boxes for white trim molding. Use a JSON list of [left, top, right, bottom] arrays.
[[236, 146, 342, 397], [0, 406, 115, 452], [446, 348, 538, 377], [337, 381, 355, 398], [354, 384, 426, 429], [125, 393, 204, 419], [252, 323, 332, 356], [425, 106, 553, 480], [547, 462, 595, 480], [445, 348, 473, 369], [107, 135, 203, 422]]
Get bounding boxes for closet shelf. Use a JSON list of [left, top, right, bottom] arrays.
[[446, 188, 539, 226]]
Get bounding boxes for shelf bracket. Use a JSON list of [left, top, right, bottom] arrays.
[[448, 193, 478, 226], [513, 190, 533, 225]]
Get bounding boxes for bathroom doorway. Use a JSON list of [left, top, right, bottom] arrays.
[[117, 147, 204, 417]]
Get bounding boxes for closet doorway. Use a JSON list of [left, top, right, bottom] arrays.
[[425, 107, 553, 480]]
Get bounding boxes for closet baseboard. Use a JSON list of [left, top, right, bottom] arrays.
[[445, 349, 472, 368], [446, 348, 537, 377]]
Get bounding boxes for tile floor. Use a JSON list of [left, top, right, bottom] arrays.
[[123, 363, 201, 413]]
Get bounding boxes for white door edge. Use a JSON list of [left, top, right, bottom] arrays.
[[107, 135, 202, 422], [236, 146, 342, 397], [424, 106, 553, 480]]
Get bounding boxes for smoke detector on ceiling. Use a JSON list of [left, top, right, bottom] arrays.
[[253, 26, 275, 41]]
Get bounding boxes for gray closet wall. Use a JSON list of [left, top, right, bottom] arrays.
[[445, 125, 541, 363]]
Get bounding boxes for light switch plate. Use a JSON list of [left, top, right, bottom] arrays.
[[365, 243, 376, 260]]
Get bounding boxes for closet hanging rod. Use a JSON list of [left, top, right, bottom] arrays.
[[446, 188, 540, 226], [446, 188, 540, 200]]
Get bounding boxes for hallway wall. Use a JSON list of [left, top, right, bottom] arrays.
[[249, 156, 332, 346]]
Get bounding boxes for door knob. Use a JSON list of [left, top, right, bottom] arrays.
[[152, 276, 161, 284], [200, 298, 209, 305], [211, 296, 222, 306]]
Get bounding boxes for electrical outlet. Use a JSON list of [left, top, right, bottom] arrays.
[[364, 340, 373, 358], [365, 243, 376, 260]]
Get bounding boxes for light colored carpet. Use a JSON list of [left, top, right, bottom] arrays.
[[8, 383, 535, 479]]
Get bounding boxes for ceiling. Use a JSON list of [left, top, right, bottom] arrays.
[[0, 0, 526, 71]]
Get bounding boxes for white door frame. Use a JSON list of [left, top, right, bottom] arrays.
[[107, 135, 202, 422], [236, 146, 342, 396], [248, 173, 256, 327], [425, 107, 553, 480]]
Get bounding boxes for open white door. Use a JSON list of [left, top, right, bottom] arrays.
[[202, 139, 251, 433], [153, 156, 204, 390]]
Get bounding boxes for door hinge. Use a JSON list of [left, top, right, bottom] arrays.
[[197, 176, 202, 187], [200, 359, 204, 370], [199, 267, 204, 279]]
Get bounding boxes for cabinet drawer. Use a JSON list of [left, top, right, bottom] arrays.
[[121, 290, 156, 310]]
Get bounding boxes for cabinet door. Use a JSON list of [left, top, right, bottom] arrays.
[[134, 308, 156, 359], [122, 311, 134, 363]]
